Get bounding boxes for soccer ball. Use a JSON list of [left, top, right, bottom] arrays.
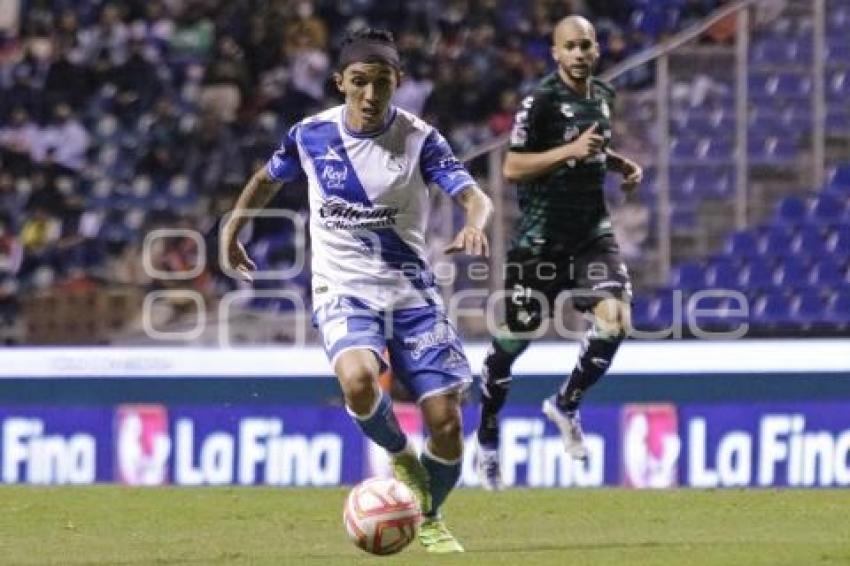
[[343, 477, 422, 555]]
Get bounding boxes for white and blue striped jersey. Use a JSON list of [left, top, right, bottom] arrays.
[[265, 105, 475, 312]]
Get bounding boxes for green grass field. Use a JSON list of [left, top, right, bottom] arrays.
[[1, 487, 849, 565]]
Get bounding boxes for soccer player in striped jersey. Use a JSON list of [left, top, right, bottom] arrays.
[[221, 28, 492, 553]]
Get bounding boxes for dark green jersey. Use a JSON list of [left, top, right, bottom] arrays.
[[508, 73, 616, 251]]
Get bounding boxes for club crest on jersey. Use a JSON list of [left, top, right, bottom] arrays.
[[560, 103, 575, 118], [563, 125, 580, 141], [319, 146, 343, 161], [386, 154, 407, 172]]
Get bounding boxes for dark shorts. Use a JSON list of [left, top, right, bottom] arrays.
[[503, 234, 633, 333]]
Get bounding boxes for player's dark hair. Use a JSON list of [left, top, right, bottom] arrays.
[[340, 28, 396, 49], [338, 28, 400, 71]]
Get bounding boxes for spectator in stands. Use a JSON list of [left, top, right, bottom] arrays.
[[78, 3, 130, 65], [200, 35, 252, 123], [0, 215, 23, 278], [112, 38, 163, 119], [0, 106, 38, 176], [43, 40, 90, 110], [30, 103, 90, 174], [285, 29, 330, 115]]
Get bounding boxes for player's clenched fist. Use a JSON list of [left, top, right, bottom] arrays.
[[570, 122, 604, 160]]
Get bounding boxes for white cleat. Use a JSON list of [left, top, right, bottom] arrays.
[[475, 441, 504, 491], [542, 397, 588, 460]]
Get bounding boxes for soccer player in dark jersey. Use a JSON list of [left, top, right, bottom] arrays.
[[474, 16, 643, 490]]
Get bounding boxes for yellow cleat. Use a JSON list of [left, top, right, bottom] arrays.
[[419, 518, 465, 553], [391, 443, 432, 515]]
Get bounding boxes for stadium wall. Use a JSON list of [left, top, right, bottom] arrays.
[[1, 340, 848, 489]]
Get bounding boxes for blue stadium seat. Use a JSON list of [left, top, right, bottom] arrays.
[[828, 70, 849, 101], [793, 224, 828, 257], [630, 295, 653, 329], [671, 262, 706, 291], [827, 224, 850, 253], [749, 137, 797, 162], [829, 165, 850, 192], [826, 111, 850, 134], [794, 290, 827, 324], [827, 290, 850, 327], [777, 196, 806, 223], [754, 291, 792, 325], [742, 259, 775, 289], [774, 256, 810, 289], [762, 225, 794, 255], [811, 260, 848, 287], [810, 193, 847, 222], [726, 231, 758, 257], [706, 258, 740, 290]]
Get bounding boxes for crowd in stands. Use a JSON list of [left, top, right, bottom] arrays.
[[0, 0, 722, 337]]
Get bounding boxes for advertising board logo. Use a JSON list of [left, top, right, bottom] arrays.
[[622, 404, 680, 488], [116, 405, 171, 486]]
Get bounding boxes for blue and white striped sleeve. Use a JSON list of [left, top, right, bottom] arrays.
[[265, 124, 304, 182], [419, 129, 475, 196]]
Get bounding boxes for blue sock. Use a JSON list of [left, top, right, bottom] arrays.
[[347, 391, 407, 454], [420, 446, 462, 519]]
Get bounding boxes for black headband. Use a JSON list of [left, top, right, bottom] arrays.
[[339, 40, 400, 71]]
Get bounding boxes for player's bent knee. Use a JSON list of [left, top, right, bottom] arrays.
[[593, 299, 629, 339], [335, 352, 380, 416]]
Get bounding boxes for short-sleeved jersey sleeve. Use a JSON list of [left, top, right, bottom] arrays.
[[419, 129, 475, 196], [265, 125, 303, 183], [508, 91, 549, 153]]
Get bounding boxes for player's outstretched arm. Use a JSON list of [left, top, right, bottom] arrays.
[[219, 167, 284, 281], [605, 149, 643, 193], [444, 185, 492, 257], [503, 122, 604, 183]]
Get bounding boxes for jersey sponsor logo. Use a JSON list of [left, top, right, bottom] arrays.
[[403, 321, 456, 360], [320, 163, 348, 190], [600, 100, 610, 118], [318, 196, 398, 230]]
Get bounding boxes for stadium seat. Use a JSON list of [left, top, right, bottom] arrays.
[[777, 196, 807, 223], [810, 260, 849, 287], [754, 291, 792, 326], [774, 256, 810, 289], [794, 290, 827, 324], [762, 225, 794, 255], [793, 224, 828, 257], [827, 290, 850, 327], [706, 258, 741, 290], [809, 193, 847, 222], [827, 224, 850, 253], [726, 231, 758, 257], [671, 262, 706, 291], [742, 259, 775, 289], [829, 165, 850, 192]]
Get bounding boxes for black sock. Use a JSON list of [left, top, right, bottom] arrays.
[[477, 337, 528, 448], [556, 329, 623, 413]]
